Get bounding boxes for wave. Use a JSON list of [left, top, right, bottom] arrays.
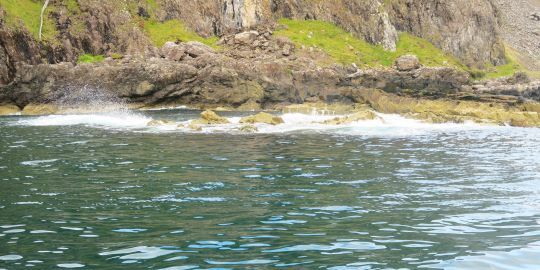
[[11, 110, 507, 136]]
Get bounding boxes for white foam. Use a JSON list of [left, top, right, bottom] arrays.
[[17, 112, 151, 129], [13, 110, 507, 136]]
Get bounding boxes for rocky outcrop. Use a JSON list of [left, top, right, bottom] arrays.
[[0, 0, 511, 86], [389, 0, 506, 67], [239, 112, 284, 125]]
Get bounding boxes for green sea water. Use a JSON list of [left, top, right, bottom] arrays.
[[1, 109, 540, 269]]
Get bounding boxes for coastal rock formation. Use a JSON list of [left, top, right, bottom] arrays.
[[0, 0, 513, 87], [240, 112, 284, 125], [191, 110, 230, 125]]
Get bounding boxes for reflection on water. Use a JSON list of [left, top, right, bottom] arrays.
[[0, 109, 540, 269]]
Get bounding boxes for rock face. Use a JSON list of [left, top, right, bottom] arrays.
[[0, 0, 512, 86], [389, 0, 506, 67]]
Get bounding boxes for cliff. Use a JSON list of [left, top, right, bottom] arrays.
[[0, 0, 523, 86]]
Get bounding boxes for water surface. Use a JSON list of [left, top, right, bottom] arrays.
[[1, 109, 539, 269]]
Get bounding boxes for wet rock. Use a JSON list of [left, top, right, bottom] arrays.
[[22, 104, 59, 115], [240, 112, 284, 125], [320, 110, 380, 125], [395, 55, 421, 71], [346, 88, 540, 127], [238, 124, 258, 133], [0, 104, 20, 115], [282, 103, 356, 115], [190, 110, 230, 125], [147, 119, 176, 126]]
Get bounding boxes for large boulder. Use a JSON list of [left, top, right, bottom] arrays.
[[234, 31, 259, 46], [161, 42, 186, 61], [240, 112, 284, 125], [190, 110, 230, 125], [395, 55, 421, 71]]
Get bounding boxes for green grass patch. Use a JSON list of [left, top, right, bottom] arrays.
[[77, 54, 105, 64], [275, 19, 465, 70], [143, 19, 219, 48], [0, 0, 57, 40], [480, 46, 525, 79]]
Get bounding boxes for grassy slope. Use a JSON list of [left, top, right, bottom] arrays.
[[0, 0, 57, 41], [143, 19, 219, 48], [275, 19, 526, 79]]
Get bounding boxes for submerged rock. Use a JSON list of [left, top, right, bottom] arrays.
[[238, 124, 258, 133], [147, 119, 176, 126], [190, 110, 230, 125], [0, 104, 20, 115], [239, 112, 284, 125], [22, 104, 59, 115], [320, 110, 380, 125]]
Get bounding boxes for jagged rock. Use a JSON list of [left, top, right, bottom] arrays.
[[345, 88, 540, 127], [395, 55, 421, 71], [234, 31, 259, 46], [182, 42, 214, 58], [147, 119, 176, 126], [0, 104, 20, 115], [240, 112, 284, 125], [238, 124, 258, 133], [161, 42, 186, 61], [22, 104, 59, 115], [190, 110, 230, 125], [320, 110, 380, 125]]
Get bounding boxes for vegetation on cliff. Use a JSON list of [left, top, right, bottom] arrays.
[[143, 19, 219, 48], [275, 19, 526, 79], [0, 0, 57, 40]]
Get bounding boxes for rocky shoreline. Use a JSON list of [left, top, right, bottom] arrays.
[[1, 30, 539, 127]]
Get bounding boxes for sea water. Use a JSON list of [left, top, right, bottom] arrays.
[[0, 108, 539, 269]]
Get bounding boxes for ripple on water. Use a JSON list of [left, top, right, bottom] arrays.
[[57, 263, 85, 268], [99, 246, 180, 261], [264, 241, 386, 253], [0, 255, 23, 261]]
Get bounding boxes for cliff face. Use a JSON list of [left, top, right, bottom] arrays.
[[0, 0, 511, 86]]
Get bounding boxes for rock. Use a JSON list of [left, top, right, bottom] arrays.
[[346, 88, 540, 127], [234, 31, 259, 45], [282, 103, 356, 115], [22, 104, 59, 115], [187, 122, 203, 131], [237, 100, 261, 111], [320, 110, 380, 125], [190, 110, 230, 125], [240, 112, 284, 125], [161, 42, 186, 61], [135, 81, 155, 96], [238, 124, 258, 133], [182, 41, 214, 58], [395, 55, 421, 71], [0, 104, 20, 115], [147, 119, 176, 126]]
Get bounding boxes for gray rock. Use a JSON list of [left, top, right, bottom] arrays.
[[395, 55, 421, 71]]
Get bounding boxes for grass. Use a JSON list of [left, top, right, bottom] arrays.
[[143, 19, 219, 48], [0, 0, 57, 40], [274, 19, 534, 80], [275, 19, 465, 69], [77, 54, 105, 64]]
